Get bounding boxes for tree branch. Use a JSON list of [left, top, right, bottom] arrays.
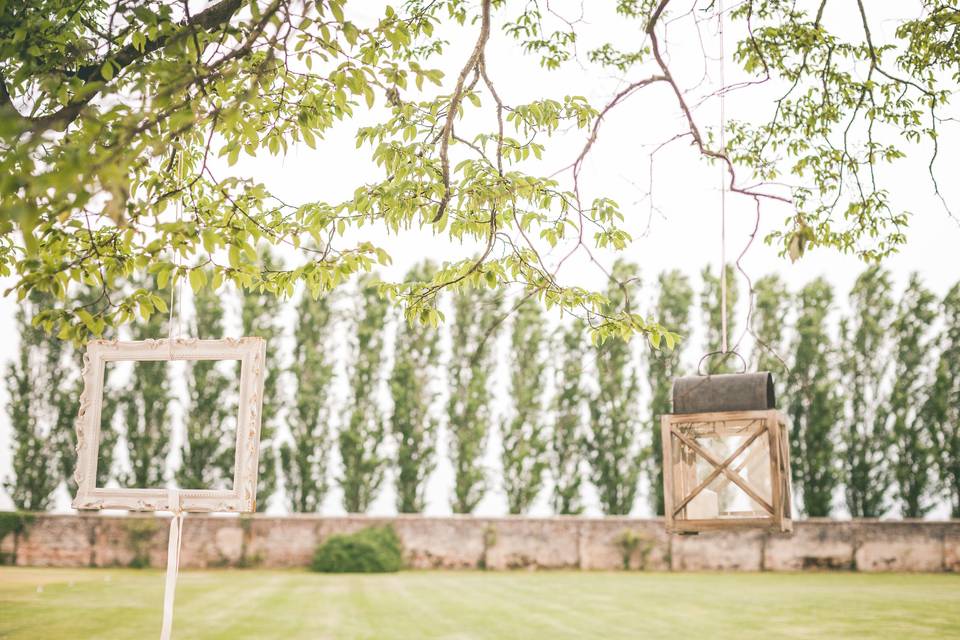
[[26, 0, 247, 132], [431, 0, 492, 223], [646, 0, 790, 205]]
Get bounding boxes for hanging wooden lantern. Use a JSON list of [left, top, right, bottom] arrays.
[[661, 372, 792, 534]]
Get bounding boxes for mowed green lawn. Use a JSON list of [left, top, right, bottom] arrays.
[[1, 568, 959, 639]]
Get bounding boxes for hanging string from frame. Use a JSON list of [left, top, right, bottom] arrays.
[[161, 146, 187, 640], [167, 146, 185, 361]]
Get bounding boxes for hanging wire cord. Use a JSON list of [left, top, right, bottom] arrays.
[[694, 0, 789, 377], [719, 0, 727, 357], [697, 0, 745, 377]]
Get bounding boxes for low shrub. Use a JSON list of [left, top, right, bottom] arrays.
[[0, 512, 35, 565], [311, 525, 403, 573], [615, 529, 654, 570], [0, 511, 34, 542], [123, 518, 160, 569]]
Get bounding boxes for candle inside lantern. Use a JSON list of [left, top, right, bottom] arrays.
[[686, 488, 719, 519]]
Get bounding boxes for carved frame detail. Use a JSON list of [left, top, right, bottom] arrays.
[[71, 337, 267, 513]]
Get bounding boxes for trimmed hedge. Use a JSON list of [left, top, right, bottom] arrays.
[[311, 525, 403, 573], [0, 512, 34, 542], [0, 512, 34, 565]]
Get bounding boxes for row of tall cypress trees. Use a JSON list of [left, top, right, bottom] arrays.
[[778, 269, 960, 519], [4, 258, 960, 518]]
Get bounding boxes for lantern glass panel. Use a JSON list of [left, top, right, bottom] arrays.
[[662, 410, 791, 533], [671, 419, 773, 520]]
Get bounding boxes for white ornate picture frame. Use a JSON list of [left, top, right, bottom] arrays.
[[72, 337, 267, 513]]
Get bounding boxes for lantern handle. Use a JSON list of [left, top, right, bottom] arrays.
[[697, 350, 747, 376]]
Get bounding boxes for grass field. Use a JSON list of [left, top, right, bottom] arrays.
[[1, 568, 959, 639]]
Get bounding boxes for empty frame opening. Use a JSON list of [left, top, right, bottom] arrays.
[[97, 358, 242, 492]]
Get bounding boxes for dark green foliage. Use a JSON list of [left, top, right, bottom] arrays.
[[6, 288, 118, 505], [890, 274, 938, 517], [339, 275, 389, 513], [390, 262, 442, 514], [4, 292, 70, 511], [550, 320, 587, 515], [0, 512, 35, 565], [59, 287, 120, 495], [700, 264, 739, 374], [645, 270, 693, 515], [241, 247, 283, 511], [585, 260, 643, 515], [839, 267, 895, 518], [501, 299, 548, 514], [176, 282, 234, 490], [0, 511, 33, 540], [119, 277, 173, 491], [123, 518, 160, 569], [448, 284, 502, 514], [750, 274, 790, 380], [281, 290, 335, 513], [311, 526, 403, 573], [786, 278, 841, 517], [926, 282, 960, 517]]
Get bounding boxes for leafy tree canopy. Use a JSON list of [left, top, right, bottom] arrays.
[[1, 0, 955, 342]]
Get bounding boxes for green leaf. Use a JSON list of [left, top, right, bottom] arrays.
[[343, 22, 359, 46], [157, 267, 171, 291], [189, 269, 207, 293]]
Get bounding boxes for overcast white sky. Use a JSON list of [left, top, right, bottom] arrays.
[[0, 1, 958, 517]]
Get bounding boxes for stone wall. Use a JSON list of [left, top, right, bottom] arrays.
[[1, 514, 958, 572]]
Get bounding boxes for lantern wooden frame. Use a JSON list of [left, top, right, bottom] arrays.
[[661, 409, 792, 534], [71, 337, 267, 513]]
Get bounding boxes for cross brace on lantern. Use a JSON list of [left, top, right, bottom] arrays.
[[661, 409, 792, 534]]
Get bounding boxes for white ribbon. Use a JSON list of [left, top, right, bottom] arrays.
[[161, 489, 185, 640]]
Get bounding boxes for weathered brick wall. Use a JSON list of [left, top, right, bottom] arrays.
[[2, 514, 958, 572]]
